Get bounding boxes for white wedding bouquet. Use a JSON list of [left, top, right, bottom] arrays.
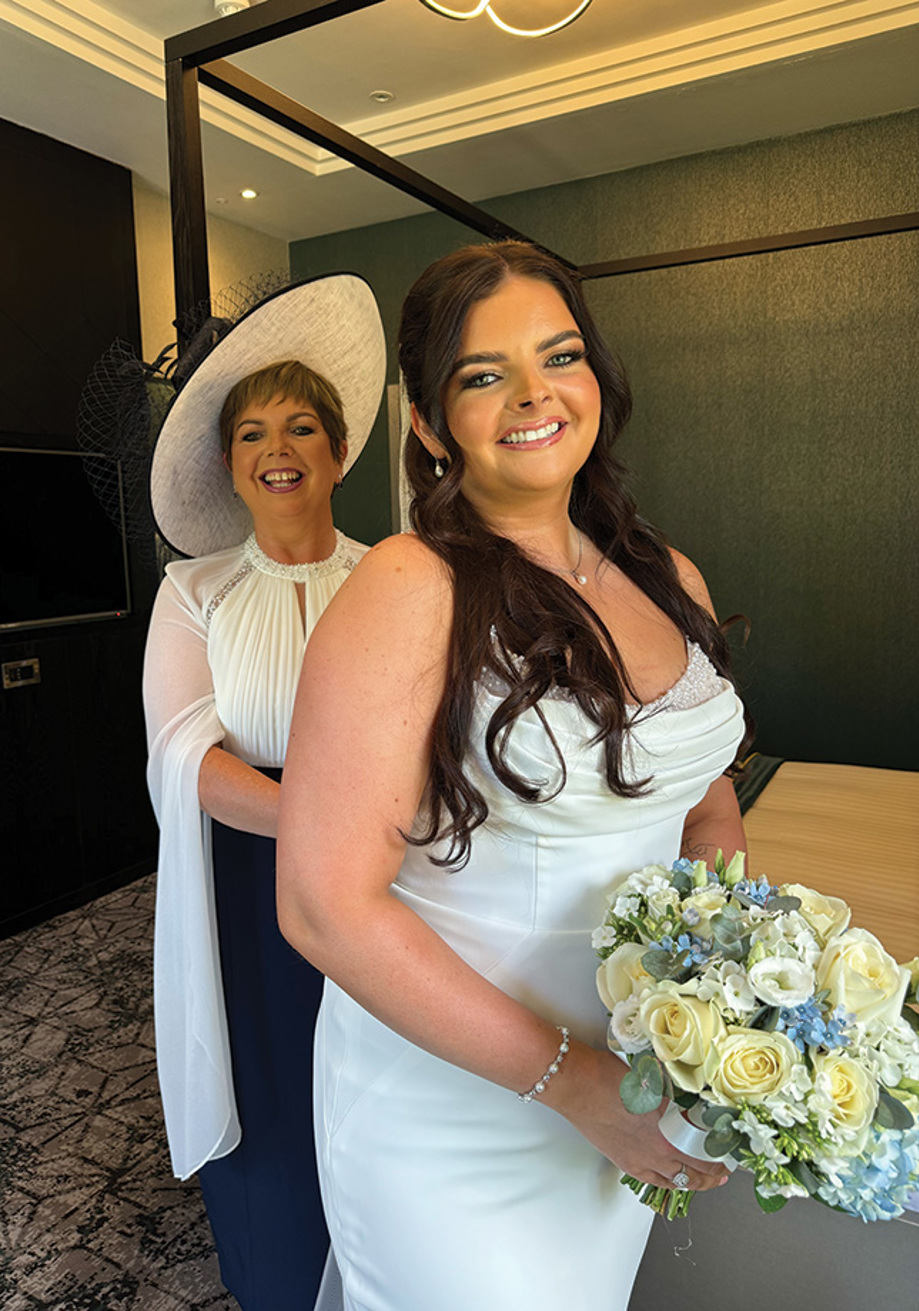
[[593, 852, 919, 1220]]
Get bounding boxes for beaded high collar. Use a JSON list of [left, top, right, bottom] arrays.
[[243, 531, 354, 581]]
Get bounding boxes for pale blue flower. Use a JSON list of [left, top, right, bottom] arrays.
[[816, 1125, 919, 1221], [776, 1000, 852, 1053], [736, 876, 779, 907]]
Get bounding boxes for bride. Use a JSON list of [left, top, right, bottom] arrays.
[[277, 241, 751, 1311]]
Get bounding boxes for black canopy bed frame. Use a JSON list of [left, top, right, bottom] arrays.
[[163, 0, 918, 326]]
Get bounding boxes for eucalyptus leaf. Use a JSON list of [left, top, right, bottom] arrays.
[[673, 1089, 699, 1110], [671, 871, 692, 897], [874, 1087, 915, 1131], [712, 923, 743, 951], [731, 889, 758, 910], [640, 948, 675, 981], [620, 1054, 665, 1115], [704, 1127, 743, 1158], [754, 1189, 788, 1213], [764, 895, 802, 914], [700, 1103, 736, 1128]]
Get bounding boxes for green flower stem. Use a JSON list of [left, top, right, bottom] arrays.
[[621, 1174, 694, 1219]]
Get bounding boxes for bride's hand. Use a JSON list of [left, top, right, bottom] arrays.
[[545, 1042, 729, 1191]]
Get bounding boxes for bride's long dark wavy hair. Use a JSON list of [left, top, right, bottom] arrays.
[[399, 241, 752, 868]]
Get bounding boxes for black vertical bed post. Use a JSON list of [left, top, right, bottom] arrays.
[[165, 56, 210, 344]]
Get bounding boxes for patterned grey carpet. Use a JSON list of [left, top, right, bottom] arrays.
[[0, 875, 238, 1310]]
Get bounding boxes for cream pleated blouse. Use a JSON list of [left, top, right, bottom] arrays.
[[142, 530, 368, 1180]]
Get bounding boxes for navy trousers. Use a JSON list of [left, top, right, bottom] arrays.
[[199, 788, 328, 1310]]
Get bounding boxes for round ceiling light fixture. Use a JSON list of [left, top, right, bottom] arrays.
[[418, 0, 592, 37], [240, 188, 258, 200]]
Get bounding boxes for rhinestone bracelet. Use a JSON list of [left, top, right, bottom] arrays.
[[517, 1027, 571, 1103]]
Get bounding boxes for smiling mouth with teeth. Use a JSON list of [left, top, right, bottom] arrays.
[[261, 470, 304, 487], [498, 421, 563, 446]]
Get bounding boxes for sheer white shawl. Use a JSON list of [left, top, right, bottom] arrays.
[[143, 534, 366, 1179]]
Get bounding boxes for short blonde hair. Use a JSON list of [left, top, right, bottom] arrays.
[[219, 360, 347, 466]]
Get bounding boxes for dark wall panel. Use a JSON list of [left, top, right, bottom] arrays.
[[0, 117, 157, 936], [0, 116, 141, 436], [588, 232, 919, 768]]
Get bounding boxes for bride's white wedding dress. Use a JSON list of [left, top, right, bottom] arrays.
[[314, 644, 745, 1311]]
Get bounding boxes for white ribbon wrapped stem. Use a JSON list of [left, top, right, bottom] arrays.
[[658, 1101, 737, 1172]]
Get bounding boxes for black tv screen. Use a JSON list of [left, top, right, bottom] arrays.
[[0, 447, 132, 631]]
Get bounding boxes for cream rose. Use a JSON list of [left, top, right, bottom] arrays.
[[779, 883, 851, 943], [596, 943, 653, 1012], [810, 1052, 878, 1152], [680, 887, 728, 936], [816, 929, 910, 1040], [706, 1027, 801, 1105], [638, 982, 726, 1093]]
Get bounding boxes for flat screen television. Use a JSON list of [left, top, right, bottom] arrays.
[[0, 446, 132, 632]]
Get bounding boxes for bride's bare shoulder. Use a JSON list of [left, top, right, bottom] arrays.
[[669, 547, 715, 618], [353, 532, 451, 594]]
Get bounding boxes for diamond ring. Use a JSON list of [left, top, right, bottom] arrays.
[[671, 1167, 691, 1189]]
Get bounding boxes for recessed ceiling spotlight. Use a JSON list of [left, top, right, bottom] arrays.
[[369, 90, 394, 104], [240, 188, 258, 200]]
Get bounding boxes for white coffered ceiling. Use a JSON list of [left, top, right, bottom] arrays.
[[0, 0, 916, 240]]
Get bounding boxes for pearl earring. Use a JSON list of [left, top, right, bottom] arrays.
[[434, 460, 444, 479]]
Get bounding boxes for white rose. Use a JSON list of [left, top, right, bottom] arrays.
[[608, 997, 652, 1055], [639, 982, 727, 1093], [809, 1052, 878, 1154], [816, 929, 910, 1040], [596, 942, 653, 1012], [705, 1027, 802, 1106], [779, 883, 851, 944], [748, 957, 816, 1008]]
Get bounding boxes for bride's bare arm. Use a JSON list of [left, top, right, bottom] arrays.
[[277, 533, 726, 1191]]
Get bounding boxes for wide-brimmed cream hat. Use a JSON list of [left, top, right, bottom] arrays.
[[150, 273, 385, 558]]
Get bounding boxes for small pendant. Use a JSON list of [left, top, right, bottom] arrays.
[[573, 572, 588, 585]]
